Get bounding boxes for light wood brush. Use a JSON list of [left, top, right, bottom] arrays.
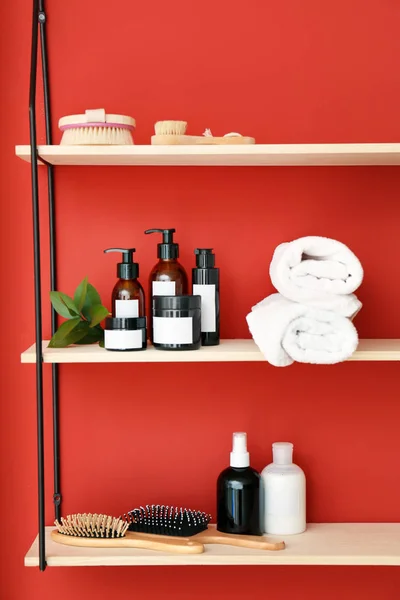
[[52, 513, 204, 554], [151, 121, 255, 145]]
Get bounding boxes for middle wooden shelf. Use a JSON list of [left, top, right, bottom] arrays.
[[20, 338, 400, 364]]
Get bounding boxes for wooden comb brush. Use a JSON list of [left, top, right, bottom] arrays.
[[51, 513, 204, 554]]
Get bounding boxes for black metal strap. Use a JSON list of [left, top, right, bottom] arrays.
[[36, 150, 52, 167], [36, 148, 53, 167], [29, 0, 46, 572], [38, 0, 62, 527]]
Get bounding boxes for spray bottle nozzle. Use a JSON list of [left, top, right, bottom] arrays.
[[230, 432, 250, 468], [104, 248, 139, 279], [145, 228, 179, 259]]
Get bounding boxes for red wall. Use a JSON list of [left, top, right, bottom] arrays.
[[1, 0, 400, 597]]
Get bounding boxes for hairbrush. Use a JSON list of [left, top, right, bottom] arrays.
[[151, 121, 255, 145], [123, 505, 285, 551], [51, 513, 204, 554]]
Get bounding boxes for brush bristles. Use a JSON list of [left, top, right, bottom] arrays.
[[60, 127, 134, 145], [55, 513, 129, 538], [122, 505, 211, 537], [154, 121, 187, 136]]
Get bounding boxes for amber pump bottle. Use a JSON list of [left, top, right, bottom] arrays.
[[104, 248, 145, 318], [144, 228, 188, 342]]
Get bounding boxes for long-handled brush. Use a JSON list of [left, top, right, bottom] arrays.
[[52, 513, 204, 553]]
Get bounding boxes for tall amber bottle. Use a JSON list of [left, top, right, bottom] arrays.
[[144, 229, 188, 342], [104, 248, 145, 318]]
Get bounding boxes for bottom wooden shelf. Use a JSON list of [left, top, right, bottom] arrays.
[[25, 523, 400, 566]]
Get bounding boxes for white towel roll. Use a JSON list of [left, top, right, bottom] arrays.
[[270, 236, 363, 317], [246, 293, 359, 367]]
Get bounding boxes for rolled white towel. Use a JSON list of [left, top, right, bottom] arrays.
[[270, 236, 363, 317], [246, 293, 359, 367]]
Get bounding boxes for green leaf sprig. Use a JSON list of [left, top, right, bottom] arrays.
[[48, 277, 109, 348]]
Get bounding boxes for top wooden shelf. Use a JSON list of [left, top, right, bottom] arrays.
[[15, 143, 400, 166]]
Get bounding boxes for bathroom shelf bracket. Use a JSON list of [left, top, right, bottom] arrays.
[[38, 0, 62, 528], [29, 0, 46, 572], [28, 0, 60, 571], [36, 150, 52, 167]]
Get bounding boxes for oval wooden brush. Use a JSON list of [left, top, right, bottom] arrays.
[[123, 505, 285, 551], [51, 513, 204, 554]]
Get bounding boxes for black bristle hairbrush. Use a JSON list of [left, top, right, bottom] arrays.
[[123, 504, 211, 537], [122, 504, 285, 550]]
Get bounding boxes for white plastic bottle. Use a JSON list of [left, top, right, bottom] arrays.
[[261, 442, 306, 535]]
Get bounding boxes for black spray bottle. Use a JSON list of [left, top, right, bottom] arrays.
[[192, 248, 220, 346], [217, 432, 262, 535]]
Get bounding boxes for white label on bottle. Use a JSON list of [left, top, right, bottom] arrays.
[[153, 317, 193, 344], [105, 329, 143, 350], [267, 477, 302, 517], [115, 299, 139, 318], [152, 281, 176, 296], [193, 284, 216, 332]]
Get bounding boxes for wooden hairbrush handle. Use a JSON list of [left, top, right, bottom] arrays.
[[51, 530, 205, 554], [195, 528, 285, 551], [151, 135, 256, 145]]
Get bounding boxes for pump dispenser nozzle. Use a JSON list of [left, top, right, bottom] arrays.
[[230, 432, 250, 468], [104, 248, 139, 280], [144, 228, 179, 259], [195, 248, 215, 268]]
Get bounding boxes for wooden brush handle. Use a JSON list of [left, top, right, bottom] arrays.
[[151, 135, 256, 145], [196, 529, 285, 551], [51, 530, 205, 554]]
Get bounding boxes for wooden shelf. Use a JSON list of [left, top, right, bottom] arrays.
[[25, 523, 400, 567], [15, 143, 400, 166], [20, 339, 400, 364]]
